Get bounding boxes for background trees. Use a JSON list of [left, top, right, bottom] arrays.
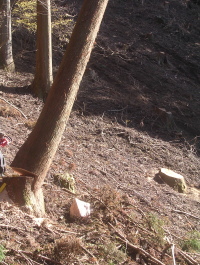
[[31, 0, 53, 99], [0, 0, 15, 72]]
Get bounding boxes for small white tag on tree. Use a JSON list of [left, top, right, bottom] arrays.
[[70, 198, 90, 218]]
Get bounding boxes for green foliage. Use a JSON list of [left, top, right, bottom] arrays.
[[12, 0, 74, 44], [52, 16, 73, 44], [0, 245, 5, 262], [147, 213, 165, 246], [181, 231, 200, 253], [12, 0, 37, 32]]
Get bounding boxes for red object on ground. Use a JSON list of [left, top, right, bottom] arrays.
[[0, 138, 9, 147]]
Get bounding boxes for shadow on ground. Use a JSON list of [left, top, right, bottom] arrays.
[[9, 0, 200, 150]]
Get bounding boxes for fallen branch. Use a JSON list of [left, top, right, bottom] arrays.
[[178, 250, 199, 265], [172, 210, 200, 220], [185, 252, 200, 257], [18, 251, 39, 265], [108, 222, 166, 265], [0, 96, 27, 119], [0, 224, 26, 234]]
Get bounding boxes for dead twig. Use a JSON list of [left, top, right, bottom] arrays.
[[11, 249, 40, 265], [81, 245, 99, 265], [15, 249, 62, 265], [0, 261, 9, 265], [62, 187, 78, 196], [171, 244, 176, 265], [55, 228, 79, 235], [161, 243, 173, 260], [108, 222, 166, 265], [163, 227, 184, 241], [0, 96, 27, 119]]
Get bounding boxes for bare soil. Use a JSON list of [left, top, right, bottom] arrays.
[[0, 0, 200, 264]]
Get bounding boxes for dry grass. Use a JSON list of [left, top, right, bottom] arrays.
[[54, 236, 82, 262], [24, 119, 36, 130], [0, 102, 22, 118]]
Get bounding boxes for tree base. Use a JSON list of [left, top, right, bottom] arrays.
[[1, 177, 45, 217]]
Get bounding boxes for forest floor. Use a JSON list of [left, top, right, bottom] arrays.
[[0, 0, 200, 264]]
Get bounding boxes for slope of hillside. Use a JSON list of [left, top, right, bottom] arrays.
[[0, 0, 199, 264]]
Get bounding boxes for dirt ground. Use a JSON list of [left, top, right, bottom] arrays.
[[0, 0, 200, 264]]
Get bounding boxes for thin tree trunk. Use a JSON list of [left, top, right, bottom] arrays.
[[0, 0, 15, 72], [10, 0, 109, 216], [31, 0, 53, 99]]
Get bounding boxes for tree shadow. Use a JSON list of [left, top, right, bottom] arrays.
[[72, 0, 200, 150], [0, 85, 31, 95]]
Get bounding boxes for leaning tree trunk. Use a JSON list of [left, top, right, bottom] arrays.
[[31, 0, 53, 99], [0, 0, 15, 72], [9, 0, 109, 217]]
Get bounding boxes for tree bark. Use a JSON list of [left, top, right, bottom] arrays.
[[31, 0, 53, 99], [10, 0, 109, 216], [0, 0, 15, 72]]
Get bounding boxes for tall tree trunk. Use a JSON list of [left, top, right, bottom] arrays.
[[0, 0, 15, 72], [10, 0, 109, 216], [31, 0, 53, 99]]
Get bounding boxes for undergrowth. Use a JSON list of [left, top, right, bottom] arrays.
[[146, 213, 166, 246], [0, 185, 199, 264], [0, 245, 5, 262], [181, 231, 200, 253], [98, 242, 127, 264]]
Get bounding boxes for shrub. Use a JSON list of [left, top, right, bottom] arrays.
[[181, 231, 200, 253]]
